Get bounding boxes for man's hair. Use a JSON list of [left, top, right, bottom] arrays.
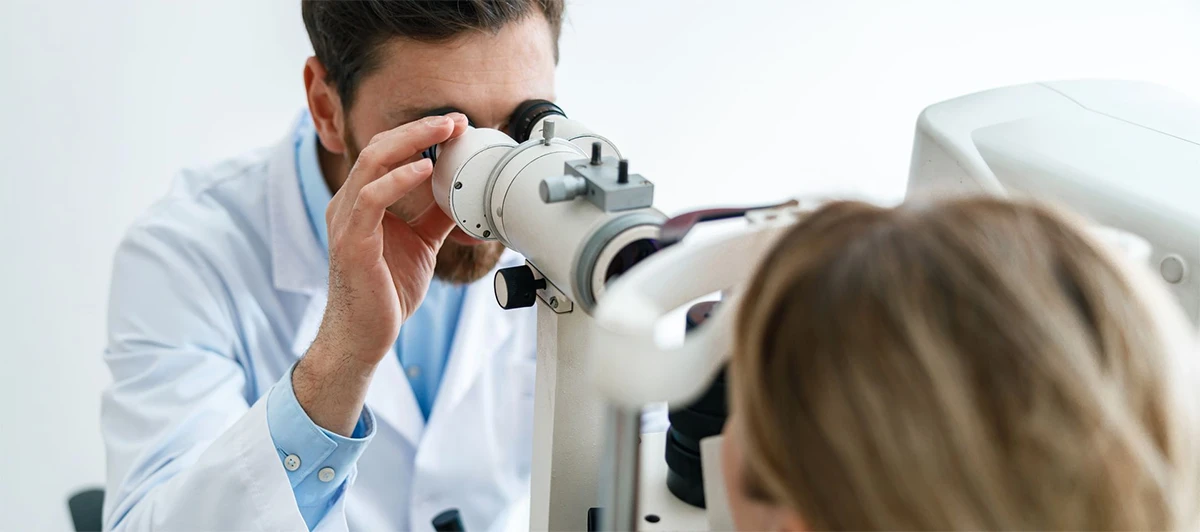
[[301, 0, 564, 108], [732, 197, 1200, 530]]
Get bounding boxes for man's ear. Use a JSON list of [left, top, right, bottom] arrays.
[[304, 56, 348, 155]]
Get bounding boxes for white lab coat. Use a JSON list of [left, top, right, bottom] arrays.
[[101, 120, 538, 531]]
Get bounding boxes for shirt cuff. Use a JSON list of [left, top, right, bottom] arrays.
[[266, 363, 375, 527]]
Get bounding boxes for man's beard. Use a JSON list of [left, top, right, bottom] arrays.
[[434, 239, 506, 284], [344, 131, 505, 285]]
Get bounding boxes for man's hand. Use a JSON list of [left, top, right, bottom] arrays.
[[295, 113, 469, 436]]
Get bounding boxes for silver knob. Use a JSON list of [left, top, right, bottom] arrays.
[[539, 175, 588, 203]]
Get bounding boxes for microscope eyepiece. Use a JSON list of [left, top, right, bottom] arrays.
[[508, 99, 566, 142]]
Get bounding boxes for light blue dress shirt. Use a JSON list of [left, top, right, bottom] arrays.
[[265, 112, 467, 529]]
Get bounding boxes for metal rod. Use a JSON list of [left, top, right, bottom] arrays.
[[599, 405, 642, 531]]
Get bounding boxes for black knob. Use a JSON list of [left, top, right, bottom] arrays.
[[494, 265, 547, 310], [432, 508, 465, 532], [590, 141, 603, 165]]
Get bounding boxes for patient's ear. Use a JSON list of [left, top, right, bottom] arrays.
[[779, 509, 807, 532]]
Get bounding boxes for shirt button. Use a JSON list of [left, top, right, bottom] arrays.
[[318, 467, 336, 483], [283, 454, 301, 471], [407, 365, 421, 378]]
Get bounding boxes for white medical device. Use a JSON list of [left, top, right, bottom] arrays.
[[431, 99, 790, 531], [430, 100, 677, 531], [433, 80, 1200, 531], [907, 80, 1200, 326]]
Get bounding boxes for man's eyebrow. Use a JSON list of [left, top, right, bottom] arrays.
[[384, 106, 476, 127], [381, 106, 423, 126]]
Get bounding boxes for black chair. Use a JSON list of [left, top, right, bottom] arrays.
[[67, 488, 105, 532]]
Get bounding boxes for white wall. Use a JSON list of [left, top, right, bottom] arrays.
[[0, 1, 310, 528], [2, 0, 1198, 529]]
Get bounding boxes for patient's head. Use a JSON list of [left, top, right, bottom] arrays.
[[723, 197, 1200, 531]]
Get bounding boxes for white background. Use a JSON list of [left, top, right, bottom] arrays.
[[2, 0, 1199, 529]]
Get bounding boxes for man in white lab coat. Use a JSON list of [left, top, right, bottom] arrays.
[[101, 1, 566, 530]]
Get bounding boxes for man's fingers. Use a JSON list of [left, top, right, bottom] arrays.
[[341, 113, 468, 198], [442, 113, 471, 142], [367, 111, 468, 150], [347, 158, 434, 239], [409, 200, 458, 244], [401, 112, 470, 145]]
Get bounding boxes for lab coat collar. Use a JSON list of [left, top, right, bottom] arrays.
[[367, 336, 428, 444], [287, 290, 428, 445], [429, 250, 526, 421], [267, 115, 328, 296], [365, 250, 527, 445]]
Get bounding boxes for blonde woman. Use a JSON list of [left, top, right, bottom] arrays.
[[722, 198, 1200, 530]]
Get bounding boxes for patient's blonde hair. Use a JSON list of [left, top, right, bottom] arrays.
[[732, 197, 1200, 530]]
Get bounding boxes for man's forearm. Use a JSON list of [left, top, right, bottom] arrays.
[[293, 338, 377, 437]]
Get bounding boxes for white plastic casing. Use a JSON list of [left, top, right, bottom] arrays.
[[487, 138, 588, 245], [432, 123, 662, 310], [431, 127, 517, 240], [590, 204, 808, 408], [907, 80, 1200, 327], [532, 116, 622, 159], [485, 138, 662, 307]]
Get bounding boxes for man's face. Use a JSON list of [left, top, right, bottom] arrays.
[[340, 16, 556, 283]]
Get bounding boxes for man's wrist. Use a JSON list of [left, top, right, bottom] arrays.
[[299, 334, 378, 382], [293, 338, 377, 437]]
